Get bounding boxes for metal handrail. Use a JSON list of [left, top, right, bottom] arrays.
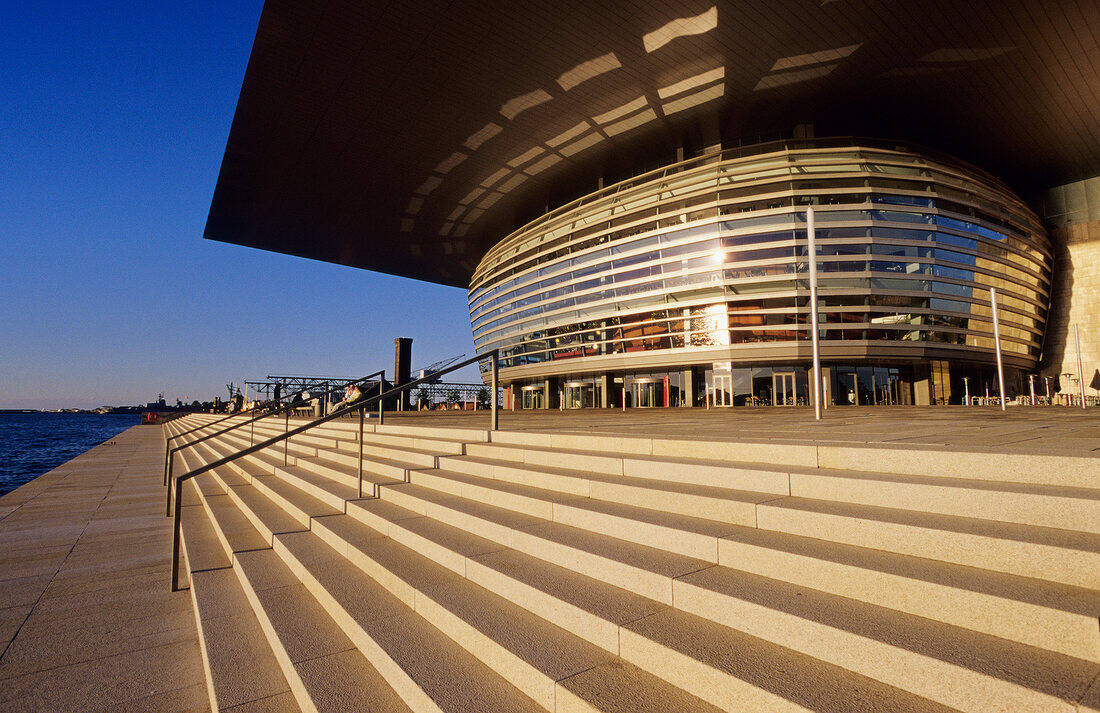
[[169, 349, 498, 590], [163, 370, 386, 489]]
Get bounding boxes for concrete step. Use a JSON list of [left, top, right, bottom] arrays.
[[249, 473, 342, 527], [341, 497, 664, 654], [815, 444, 1100, 489], [198, 483, 272, 558], [288, 451, 404, 495], [194, 439, 1100, 664], [190, 565, 300, 713], [409, 466, 769, 562], [364, 480, 1100, 704], [670, 564, 1095, 713], [197, 435, 297, 481], [463, 442, 1100, 537], [440, 454, 786, 522], [179, 478, 302, 713], [276, 528, 595, 712], [789, 468, 1100, 534], [249, 420, 362, 448], [377, 481, 710, 604], [180, 480, 231, 574], [464, 441, 624, 475], [233, 547, 415, 713], [286, 520, 736, 713], [619, 606, 958, 713], [758, 497, 1100, 590], [273, 464, 358, 511], [305, 447, 416, 484], [407, 468, 583, 520], [219, 428, 317, 461], [716, 524, 1100, 662], [216, 475, 312, 544], [334, 440, 442, 468], [169, 419, 1100, 713], [376, 423, 489, 443], [488, 429, 818, 468], [357, 430, 468, 455], [489, 429, 1100, 488], [322, 496, 1000, 712]]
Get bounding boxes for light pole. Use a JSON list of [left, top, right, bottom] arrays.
[[989, 288, 1006, 411], [807, 206, 822, 420], [1075, 323, 1086, 409]]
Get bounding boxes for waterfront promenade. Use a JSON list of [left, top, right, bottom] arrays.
[[0, 406, 1096, 712], [0, 425, 206, 713]]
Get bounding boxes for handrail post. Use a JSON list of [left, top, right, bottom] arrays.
[[378, 370, 385, 426], [165, 452, 174, 516], [166, 361, 493, 589], [250, 415, 255, 446], [171, 476, 183, 591], [163, 441, 171, 486], [490, 350, 499, 431], [358, 409, 365, 499]]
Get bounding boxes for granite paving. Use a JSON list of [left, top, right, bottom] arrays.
[[0, 424, 207, 713]]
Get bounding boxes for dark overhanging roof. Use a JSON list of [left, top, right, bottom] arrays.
[[204, 0, 1100, 288]]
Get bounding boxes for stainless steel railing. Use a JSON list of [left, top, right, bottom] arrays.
[[163, 370, 387, 493], [167, 350, 498, 590]]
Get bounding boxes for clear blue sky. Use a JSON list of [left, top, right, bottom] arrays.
[[1, 3, 477, 410]]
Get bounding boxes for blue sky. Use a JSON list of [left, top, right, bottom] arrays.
[[1, 3, 477, 410]]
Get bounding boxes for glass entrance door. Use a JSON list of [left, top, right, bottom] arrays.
[[630, 379, 661, 408], [712, 374, 733, 407], [564, 382, 598, 409], [772, 372, 796, 406], [521, 387, 544, 410]]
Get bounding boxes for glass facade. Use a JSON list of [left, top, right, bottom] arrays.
[[468, 139, 1052, 406]]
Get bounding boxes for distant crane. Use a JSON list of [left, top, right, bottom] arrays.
[[413, 354, 465, 383]]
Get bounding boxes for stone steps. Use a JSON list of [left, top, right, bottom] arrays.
[[302, 509, 937, 712], [165, 416, 1100, 712]]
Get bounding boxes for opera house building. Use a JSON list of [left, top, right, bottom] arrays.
[[205, 0, 1099, 409]]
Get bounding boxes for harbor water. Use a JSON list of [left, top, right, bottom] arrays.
[[0, 412, 141, 496]]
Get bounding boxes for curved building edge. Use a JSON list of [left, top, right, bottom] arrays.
[[468, 138, 1055, 408]]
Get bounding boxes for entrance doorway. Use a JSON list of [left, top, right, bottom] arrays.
[[521, 386, 544, 410], [629, 379, 661, 408], [772, 372, 796, 406], [712, 374, 733, 407], [564, 381, 599, 409]]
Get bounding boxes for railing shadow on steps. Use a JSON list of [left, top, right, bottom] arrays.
[[167, 349, 499, 591], [163, 370, 388, 489]]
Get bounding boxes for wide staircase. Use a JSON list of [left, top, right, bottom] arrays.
[[164, 413, 1100, 713]]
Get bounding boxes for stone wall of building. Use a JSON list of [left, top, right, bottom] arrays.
[[1038, 177, 1100, 396]]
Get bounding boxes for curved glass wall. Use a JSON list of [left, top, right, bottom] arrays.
[[468, 139, 1051, 381]]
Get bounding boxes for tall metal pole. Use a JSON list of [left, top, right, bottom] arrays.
[[1075, 323, 1087, 409], [358, 409, 365, 499], [378, 371, 385, 426], [807, 206, 822, 420], [490, 351, 499, 431], [990, 287, 1006, 412], [1028, 374, 1036, 406]]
